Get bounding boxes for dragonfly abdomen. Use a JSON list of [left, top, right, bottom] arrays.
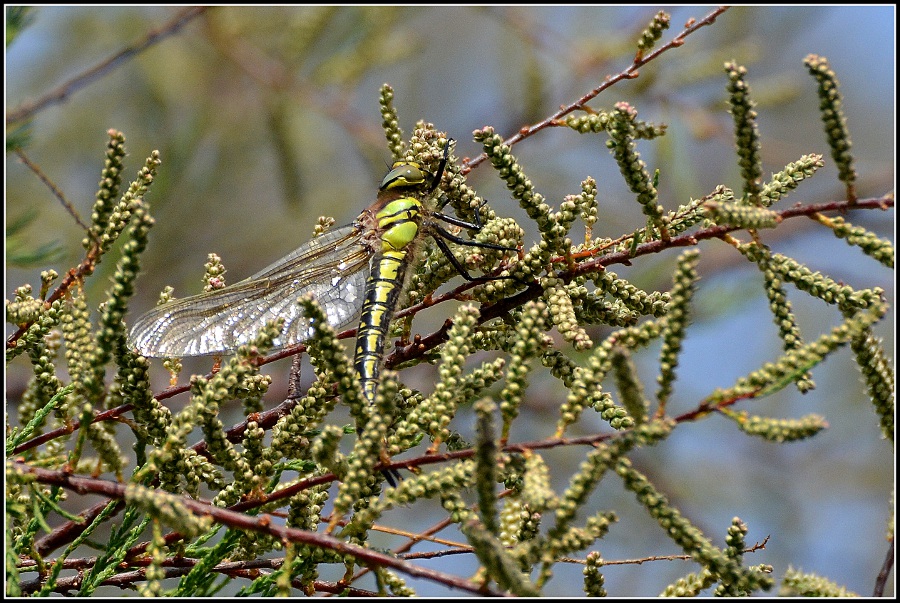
[[354, 196, 425, 404]]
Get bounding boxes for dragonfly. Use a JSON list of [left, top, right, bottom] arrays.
[[129, 139, 515, 408]]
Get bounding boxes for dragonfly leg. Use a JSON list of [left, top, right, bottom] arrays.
[[435, 197, 495, 231], [380, 453, 403, 487], [432, 221, 518, 253], [426, 138, 453, 194], [355, 423, 403, 486], [430, 230, 517, 283]]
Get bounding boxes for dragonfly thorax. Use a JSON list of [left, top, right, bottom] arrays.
[[375, 197, 423, 252]]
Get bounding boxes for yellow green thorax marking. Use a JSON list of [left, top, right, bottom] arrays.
[[377, 198, 422, 251]]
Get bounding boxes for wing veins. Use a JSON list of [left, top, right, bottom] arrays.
[[130, 223, 373, 356]]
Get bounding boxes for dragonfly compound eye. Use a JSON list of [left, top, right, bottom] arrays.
[[380, 162, 426, 190]]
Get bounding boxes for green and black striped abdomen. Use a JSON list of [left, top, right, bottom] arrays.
[[354, 196, 424, 404]]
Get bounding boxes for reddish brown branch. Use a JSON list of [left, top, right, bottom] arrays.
[[15, 462, 506, 596], [460, 6, 730, 173], [19, 556, 382, 596], [388, 194, 894, 369]]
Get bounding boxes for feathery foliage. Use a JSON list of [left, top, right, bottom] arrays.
[[6, 6, 892, 597]]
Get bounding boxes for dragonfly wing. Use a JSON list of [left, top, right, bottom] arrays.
[[129, 223, 371, 357]]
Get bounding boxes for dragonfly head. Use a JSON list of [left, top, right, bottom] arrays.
[[380, 161, 428, 191]]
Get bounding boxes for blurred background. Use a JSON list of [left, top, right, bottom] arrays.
[[6, 6, 894, 596]]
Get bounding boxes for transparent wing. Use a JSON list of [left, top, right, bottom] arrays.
[[129, 223, 371, 357]]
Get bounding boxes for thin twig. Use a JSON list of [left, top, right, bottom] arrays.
[[6, 6, 209, 125], [460, 6, 730, 172], [15, 148, 90, 231], [873, 536, 893, 597]]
